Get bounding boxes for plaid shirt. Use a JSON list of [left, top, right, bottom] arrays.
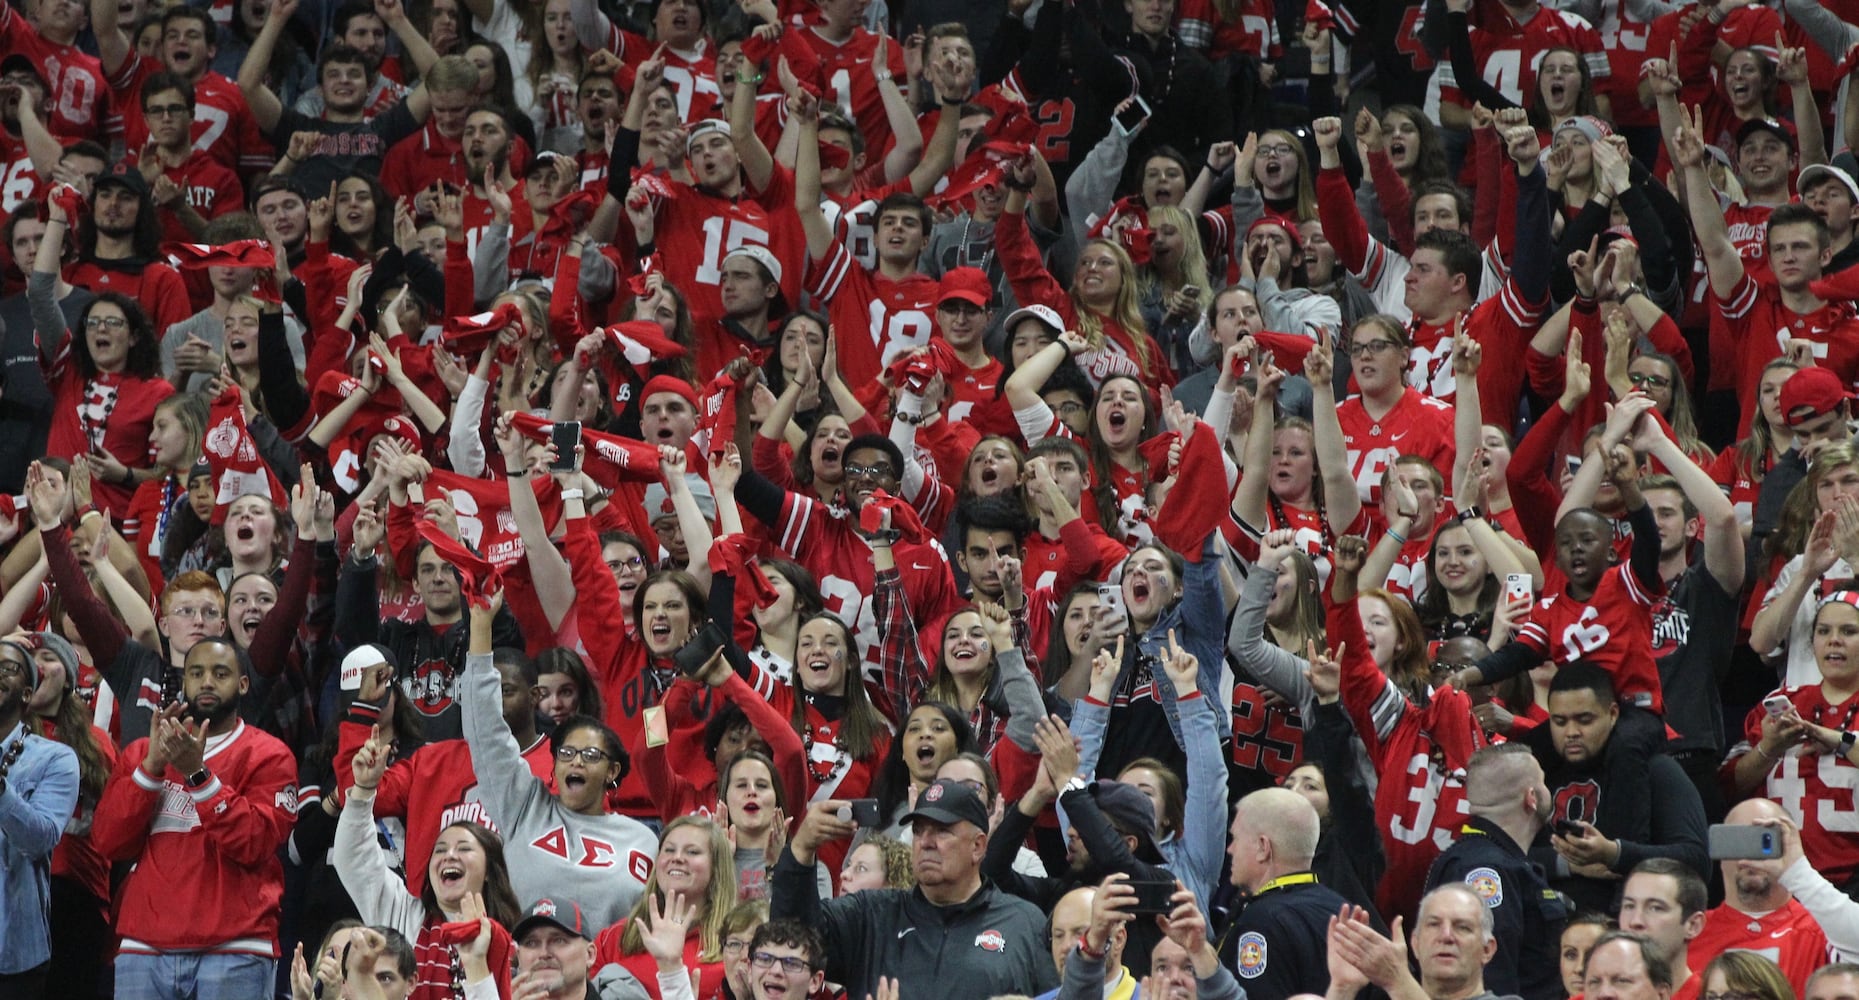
[[874, 566, 1041, 755]]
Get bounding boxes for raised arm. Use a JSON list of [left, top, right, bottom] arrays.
[[1305, 348, 1363, 531], [790, 91, 832, 262], [90, 0, 133, 78], [1670, 103, 1746, 299], [493, 415, 575, 631], [237, 0, 297, 133]]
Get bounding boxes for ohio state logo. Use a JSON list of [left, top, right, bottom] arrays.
[[973, 930, 1004, 953], [407, 658, 456, 713]]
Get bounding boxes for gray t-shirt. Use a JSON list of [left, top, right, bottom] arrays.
[[161, 307, 309, 393]]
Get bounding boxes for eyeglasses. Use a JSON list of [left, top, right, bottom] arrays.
[[844, 463, 897, 480], [145, 104, 190, 118], [0, 660, 25, 680], [168, 606, 224, 622], [1627, 372, 1672, 390], [1053, 400, 1088, 416], [749, 952, 812, 974], [1256, 143, 1297, 157], [555, 746, 613, 763], [85, 315, 129, 331], [722, 940, 752, 955], [1349, 339, 1402, 358], [607, 556, 645, 571]]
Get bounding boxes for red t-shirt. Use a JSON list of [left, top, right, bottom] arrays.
[[1687, 900, 1830, 996], [129, 150, 244, 244], [379, 121, 466, 200]]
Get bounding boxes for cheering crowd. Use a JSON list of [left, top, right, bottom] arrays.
[[18, 0, 1859, 996]]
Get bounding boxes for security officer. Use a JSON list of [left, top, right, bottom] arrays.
[[1220, 788, 1366, 1000], [1425, 743, 1568, 1000]]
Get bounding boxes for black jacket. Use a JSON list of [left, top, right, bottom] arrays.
[[770, 848, 1057, 1000], [985, 783, 1176, 976], [1426, 816, 1568, 1000], [1218, 875, 1361, 1000]]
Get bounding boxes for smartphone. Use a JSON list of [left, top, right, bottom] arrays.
[[845, 798, 881, 826], [1553, 819, 1585, 838], [1113, 95, 1152, 137], [1709, 823, 1780, 861], [1503, 573, 1533, 606], [1097, 583, 1126, 621], [1126, 879, 1177, 916], [1764, 694, 1794, 718], [550, 420, 582, 472], [672, 621, 728, 677]]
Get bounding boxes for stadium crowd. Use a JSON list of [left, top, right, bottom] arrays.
[[14, 0, 1859, 996]]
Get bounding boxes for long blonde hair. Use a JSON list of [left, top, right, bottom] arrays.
[[1074, 238, 1156, 377], [1143, 204, 1211, 301], [617, 816, 737, 962]]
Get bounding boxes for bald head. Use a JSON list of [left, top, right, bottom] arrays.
[[1237, 787, 1320, 866], [1724, 797, 1787, 825], [1722, 796, 1791, 909]]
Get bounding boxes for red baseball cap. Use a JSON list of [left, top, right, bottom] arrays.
[[937, 267, 992, 309], [1780, 366, 1855, 427]]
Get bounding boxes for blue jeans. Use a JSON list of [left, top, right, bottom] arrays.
[[115, 952, 276, 1000]]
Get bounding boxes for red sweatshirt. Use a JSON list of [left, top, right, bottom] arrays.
[[92, 721, 297, 955]]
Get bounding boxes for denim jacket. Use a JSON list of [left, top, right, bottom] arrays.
[[1119, 532, 1231, 749], [0, 722, 79, 974]]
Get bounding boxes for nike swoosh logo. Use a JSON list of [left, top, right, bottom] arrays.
[[898, 928, 915, 939], [911, 563, 932, 571]]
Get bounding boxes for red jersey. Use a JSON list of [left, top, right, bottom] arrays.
[[1434, 4, 1609, 112], [91, 721, 298, 955], [380, 121, 467, 200], [801, 27, 906, 159], [1332, 596, 1485, 922], [1023, 521, 1126, 594], [335, 701, 555, 897], [1737, 686, 1859, 884], [1719, 271, 1859, 427], [0, 129, 41, 213], [594, 925, 726, 1000], [460, 179, 532, 271], [1707, 444, 1766, 530], [1597, 0, 1660, 129], [1515, 563, 1665, 714], [767, 489, 964, 682], [1378, 527, 1439, 603], [0, 4, 109, 140], [1687, 900, 1831, 995], [1176, 0, 1278, 62], [596, 26, 721, 123], [944, 355, 1002, 425], [1336, 389, 1457, 511], [807, 239, 941, 389], [651, 167, 806, 336], [131, 150, 244, 244], [109, 58, 271, 176]]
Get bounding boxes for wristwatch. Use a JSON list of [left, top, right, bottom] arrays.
[[186, 768, 211, 789], [1456, 506, 1484, 525], [1841, 732, 1856, 756], [1062, 775, 1090, 795]]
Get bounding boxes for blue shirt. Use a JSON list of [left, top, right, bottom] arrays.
[[0, 721, 80, 974]]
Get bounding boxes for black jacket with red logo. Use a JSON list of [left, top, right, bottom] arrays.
[[771, 853, 1057, 1000]]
